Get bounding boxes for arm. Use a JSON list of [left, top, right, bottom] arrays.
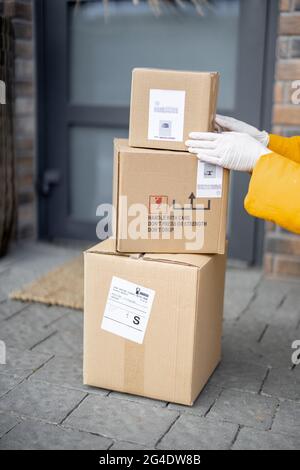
[[215, 114, 300, 163], [186, 129, 300, 235], [245, 152, 300, 234], [268, 135, 300, 164]]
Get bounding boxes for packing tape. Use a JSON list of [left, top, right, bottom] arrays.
[[124, 340, 145, 395]]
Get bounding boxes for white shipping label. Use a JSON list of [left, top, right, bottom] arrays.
[[196, 161, 223, 198], [101, 276, 155, 344], [148, 89, 186, 142]]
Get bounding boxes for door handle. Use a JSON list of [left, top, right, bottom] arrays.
[[39, 169, 61, 196]]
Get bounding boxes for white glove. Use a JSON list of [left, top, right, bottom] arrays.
[[215, 114, 269, 147], [186, 132, 272, 172]]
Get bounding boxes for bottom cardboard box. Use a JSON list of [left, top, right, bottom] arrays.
[[84, 238, 227, 406]]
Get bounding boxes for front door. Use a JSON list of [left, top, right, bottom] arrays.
[[36, 0, 278, 263]]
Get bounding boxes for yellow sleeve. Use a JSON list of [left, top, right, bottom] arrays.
[[269, 134, 300, 164], [244, 152, 300, 234]]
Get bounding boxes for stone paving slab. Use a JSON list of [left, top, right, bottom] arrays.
[[207, 360, 268, 393], [208, 389, 278, 430], [222, 318, 268, 365], [8, 303, 73, 329], [0, 374, 23, 399], [31, 330, 83, 358], [109, 391, 167, 408], [64, 395, 179, 446], [0, 347, 53, 380], [31, 314, 83, 358], [262, 367, 300, 401], [0, 411, 20, 438], [0, 314, 57, 351], [0, 380, 87, 424], [157, 415, 238, 450], [0, 300, 29, 321], [232, 427, 300, 450], [257, 324, 300, 369], [110, 441, 152, 450], [0, 419, 112, 450], [272, 400, 300, 437], [29, 355, 108, 396], [167, 383, 221, 417]]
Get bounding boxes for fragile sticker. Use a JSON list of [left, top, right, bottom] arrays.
[[148, 89, 186, 142], [196, 161, 223, 198], [101, 276, 155, 344], [149, 195, 169, 214]]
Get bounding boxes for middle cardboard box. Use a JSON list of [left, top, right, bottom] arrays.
[[112, 139, 229, 254]]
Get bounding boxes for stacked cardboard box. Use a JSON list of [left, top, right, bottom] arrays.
[[84, 68, 229, 405]]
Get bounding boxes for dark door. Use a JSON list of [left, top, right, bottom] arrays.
[[35, 0, 278, 263]]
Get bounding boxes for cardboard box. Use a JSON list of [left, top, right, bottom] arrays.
[[84, 238, 227, 405], [113, 139, 229, 254], [129, 68, 219, 151]]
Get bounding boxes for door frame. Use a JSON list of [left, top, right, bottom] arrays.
[[34, 0, 279, 264]]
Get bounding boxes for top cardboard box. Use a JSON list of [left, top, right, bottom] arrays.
[[129, 68, 219, 152]]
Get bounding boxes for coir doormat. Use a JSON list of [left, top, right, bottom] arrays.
[[10, 256, 84, 310]]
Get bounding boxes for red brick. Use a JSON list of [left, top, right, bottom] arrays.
[[273, 104, 300, 125], [277, 37, 290, 59], [15, 116, 35, 138], [15, 40, 33, 59], [293, 0, 300, 11], [274, 82, 284, 103], [15, 82, 34, 97], [266, 234, 300, 256], [279, 14, 300, 35], [276, 60, 300, 80], [265, 221, 277, 232], [15, 96, 34, 115], [274, 255, 300, 278], [280, 0, 291, 11], [11, 19, 32, 39], [15, 59, 34, 82], [264, 253, 275, 275], [290, 38, 300, 58]]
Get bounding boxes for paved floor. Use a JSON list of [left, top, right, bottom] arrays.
[[0, 242, 299, 450]]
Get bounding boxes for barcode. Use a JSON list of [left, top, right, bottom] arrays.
[[154, 106, 178, 114], [197, 184, 222, 190]]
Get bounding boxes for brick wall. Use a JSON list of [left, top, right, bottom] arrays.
[[264, 0, 300, 278], [0, 0, 35, 239]]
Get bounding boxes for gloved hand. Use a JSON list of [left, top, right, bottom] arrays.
[[215, 114, 270, 147], [186, 132, 272, 172]]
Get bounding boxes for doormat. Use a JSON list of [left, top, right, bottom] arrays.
[[10, 256, 84, 310]]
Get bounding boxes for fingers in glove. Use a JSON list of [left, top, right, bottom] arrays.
[[185, 139, 216, 149], [189, 132, 218, 140], [188, 147, 218, 158], [214, 121, 224, 133], [197, 153, 221, 166], [187, 147, 200, 154], [215, 114, 236, 131]]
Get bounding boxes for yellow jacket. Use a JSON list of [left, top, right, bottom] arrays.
[[244, 134, 300, 234]]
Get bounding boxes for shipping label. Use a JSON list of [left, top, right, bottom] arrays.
[[148, 89, 186, 142], [101, 276, 155, 344], [196, 161, 223, 198]]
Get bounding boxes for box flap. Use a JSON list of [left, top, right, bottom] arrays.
[[86, 238, 143, 258], [133, 67, 219, 78], [86, 238, 117, 255], [115, 138, 188, 157], [143, 252, 213, 269]]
